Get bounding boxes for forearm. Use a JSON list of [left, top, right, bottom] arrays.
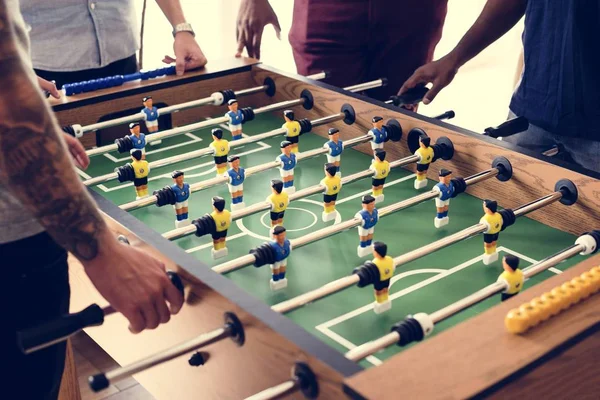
[[448, 0, 527, 67], [0, 12, 109, 261], [154, 0, 187, 27]]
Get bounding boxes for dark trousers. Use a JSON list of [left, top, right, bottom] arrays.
[[35, 54, 138, 89], [1, 232, 70, 400], [289, 0, 447, 100]]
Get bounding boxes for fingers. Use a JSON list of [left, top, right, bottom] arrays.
[[423, 77, 449, 105], [67, 135, 90, 169], [164, 276, 184, 315], [139, 301, 160, 331], [236, 28, 247, 58], [271, 15, 282, 40], [162, 55, 176, 65], [155, 296, 172, 325], [37, 77, 61, 99], [399, 69, 427, 95], [252, 26, 264, 59], [175, 55, 186, 76], [245, 28, 256, 58], [126, 309, 146, 334]]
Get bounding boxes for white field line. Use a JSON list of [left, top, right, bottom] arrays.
[[316, 247, 543, 366], [337, 174, 416, 204]]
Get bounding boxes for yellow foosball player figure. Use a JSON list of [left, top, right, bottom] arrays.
[[480, 199, 503, 265], [130, 149, 150, 199], [266, 179, 289, 228], [370, 242, 395, 314], [210, 128, 230, 176], [320, 163, 342, 222], [497, 254, 524, 302], [282, 109, 301, 153], [370, 149, 390, 204], [209, 196, 232, 259], [414, 136, 434, 189]]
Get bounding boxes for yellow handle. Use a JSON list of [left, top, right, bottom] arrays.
[[505, 266, 600, 334]]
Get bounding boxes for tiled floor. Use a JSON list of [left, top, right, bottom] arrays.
[[71, 333, 154, 400]]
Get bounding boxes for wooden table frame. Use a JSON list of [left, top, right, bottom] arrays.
[[53, 57, 600, 399]]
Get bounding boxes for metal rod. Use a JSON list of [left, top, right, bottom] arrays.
[[85, 97, 306, 157], [104, 327, 231, 384], [213, 165, 504, 279], [272, 275, 360, 314], [513, 192, 562, 217], [84, 111, 344, 188], [306, 71, 327, 80], [80, 71, 331, 134], [269, 168, 502, 314], [348, 242, 585, 362], [245, 381, 299, 400], [429, 242, 584, 324], [345, 332, 399, 362], [344, 79, 385, 93], [212, 254, 257, 274], [393, 224, 488, 267]]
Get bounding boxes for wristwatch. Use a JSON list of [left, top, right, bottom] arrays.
[[172, 22, 195, 38]]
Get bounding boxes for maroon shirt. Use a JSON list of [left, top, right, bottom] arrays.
[[289, 0, 447, 100]]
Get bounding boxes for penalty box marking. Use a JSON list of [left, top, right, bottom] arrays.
[[316, 247, 546, 366]]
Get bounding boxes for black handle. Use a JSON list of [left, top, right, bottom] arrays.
[[432, 110, 455, 121], [483, 117, 529, 138], [167, 271, 185, 295], [389, 84, 429, 107], [18, 304, 105, 354]]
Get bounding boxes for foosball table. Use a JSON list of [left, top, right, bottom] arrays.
[[38, 58, 600, 399]]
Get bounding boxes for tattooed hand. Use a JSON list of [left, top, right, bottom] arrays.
[[0, 3, 183, 331]]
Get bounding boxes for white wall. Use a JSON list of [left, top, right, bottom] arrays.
[[136, 0, 523, 133]]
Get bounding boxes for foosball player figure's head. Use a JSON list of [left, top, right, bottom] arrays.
[[142, 96, 153, 109], [373, 241, 387, 260], [172, 170, 185, 187], [212, 128, 224, 141], [483, 199, 498, 215], [439, 169, 452, 185], [419, 136, 431, 149], [212, 196, 226, 213], [280, 140, 292, 156], [271, 179, 284, 195], [228, 99, 238, 112], [283, 109, 294, 123], [228, 155, 240, 170], [328, 127, 340, 142], [325, 163, 337, 178], [374, 149, 386, 162], [131, 149, 143, 162], [129, 122, 141, 136], [503, 254, 520, 274], [372, 116, 384, 130], [362, 194, 376, 213], [272, 225, 287, 243]]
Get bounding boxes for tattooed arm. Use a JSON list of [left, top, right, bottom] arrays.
[[0, 3, 183, 332]]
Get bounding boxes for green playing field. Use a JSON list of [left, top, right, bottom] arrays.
[[83, 112, 583, 368]]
